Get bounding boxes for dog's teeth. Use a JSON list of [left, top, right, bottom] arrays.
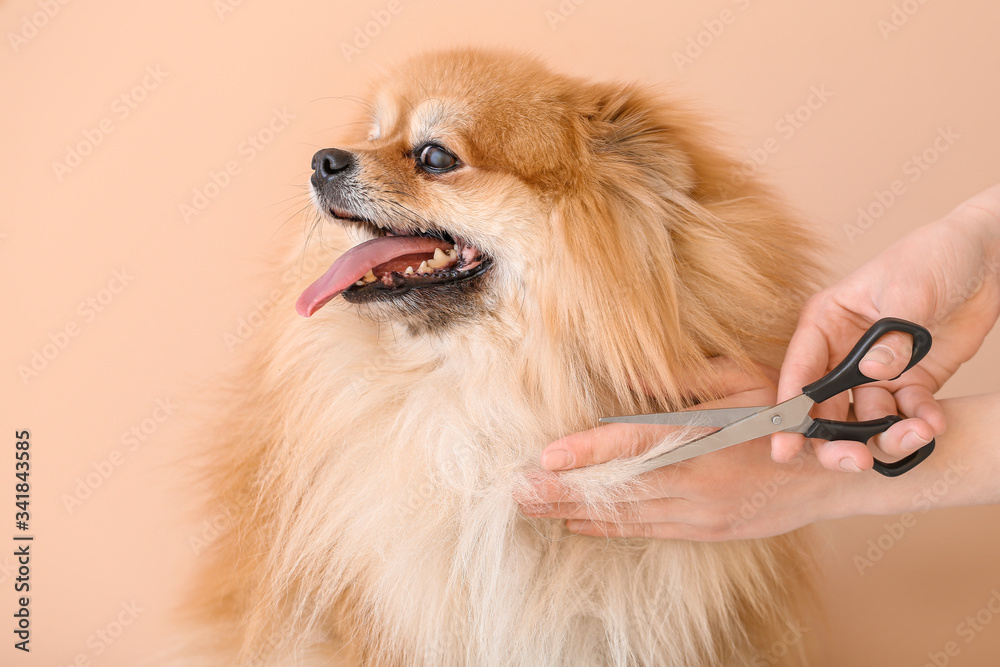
[[362, 269, 377, 283], [417, 260, 432, 274], [354, 280, 364, 286], [427, 247, 450, 269], [404, 266, 414, 275]]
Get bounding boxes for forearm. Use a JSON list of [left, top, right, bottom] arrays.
[[842, 393, 1000, 516], [944, 184, 1000, 280]]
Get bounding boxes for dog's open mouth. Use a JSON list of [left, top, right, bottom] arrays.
[[296, 213, 491, 317]]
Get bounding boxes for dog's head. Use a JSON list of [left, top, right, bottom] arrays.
[[299, 49, 815, 408]]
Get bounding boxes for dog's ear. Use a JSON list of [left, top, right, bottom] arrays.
[[576, 82, 754, 203], [538, 84, 724, 413], [577, 83, 700, 197], [537, 83, 819, 413]]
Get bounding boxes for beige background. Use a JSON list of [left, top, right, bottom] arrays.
[[3, 0, 999, 664]]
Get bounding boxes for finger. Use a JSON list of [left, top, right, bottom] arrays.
[[777, 322, 831, 403], [858, 331, 913, 381], [893, 385, 947, 434], [773, 322, 833, 463], [525, 497, 684, 524], [869, 417, 935, 460], [528, 461, 688, 504], [812, 438, 874, 472], [851, 385, 899, 422], [811, 391, 851, 421], [771, 431, 806, 463], [566, 519, 711, 541], [521, 500, 589, 520], [771, 390, 848, 464], [540, 423, 684, 471]]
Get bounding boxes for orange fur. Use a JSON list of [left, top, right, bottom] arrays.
[[176, 49, 822, 666]]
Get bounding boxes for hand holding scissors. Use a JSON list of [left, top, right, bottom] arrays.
[[601, 318, 936, 477]]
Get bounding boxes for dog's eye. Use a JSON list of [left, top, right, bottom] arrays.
[[417, 144, 458, 172]]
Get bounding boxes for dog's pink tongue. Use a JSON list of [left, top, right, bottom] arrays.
[[296, 236, 450, 317]]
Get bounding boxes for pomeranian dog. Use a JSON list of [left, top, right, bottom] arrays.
[[180, 49, 822, 666]]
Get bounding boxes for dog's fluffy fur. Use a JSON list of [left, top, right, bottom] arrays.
[[180, 50, 822, 666]]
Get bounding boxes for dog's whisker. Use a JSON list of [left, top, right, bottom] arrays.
[[268, 195, 315, 222], [271, 203, 318, 240], [266, 192, 313, 207]]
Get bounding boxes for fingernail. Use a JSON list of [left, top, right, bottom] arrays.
[[541, 448, 574, 471], [864, 345, 894, 367], [566, 520, 588, 531], [902, 431, 932, 453], [521, 503, 552, 515], [839, 457, 862, 473]]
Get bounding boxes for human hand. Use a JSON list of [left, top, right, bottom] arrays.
[[774, 184, 1000, 472], [522, 362, 849, 540]]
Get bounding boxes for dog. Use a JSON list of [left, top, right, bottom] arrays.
[[179, 49, 822, 666]]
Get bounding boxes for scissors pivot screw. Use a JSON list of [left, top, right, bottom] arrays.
[[600, 319, 936, 476]]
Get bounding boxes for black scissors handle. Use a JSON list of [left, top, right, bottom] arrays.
[[799, 318, 935, 477], [804, 416, 936, 477], [802, 318, 933, 402]]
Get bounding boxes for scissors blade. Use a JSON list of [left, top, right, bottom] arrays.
[[633, 393, 816, 474], [599, 406, 768, 428]]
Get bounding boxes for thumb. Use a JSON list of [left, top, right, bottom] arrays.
[[857, 330, 914, 381]]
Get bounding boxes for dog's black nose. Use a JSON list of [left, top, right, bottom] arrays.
[[312, 148, 356, 180]]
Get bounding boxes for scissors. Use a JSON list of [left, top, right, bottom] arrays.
[[600, 318, 936, 477]]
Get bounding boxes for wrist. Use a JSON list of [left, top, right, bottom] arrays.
[[808, 460, 887, 521], [947, 190, 1000, 284], [820, 471, 915, 519], [830, 393, 1000, 518]]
